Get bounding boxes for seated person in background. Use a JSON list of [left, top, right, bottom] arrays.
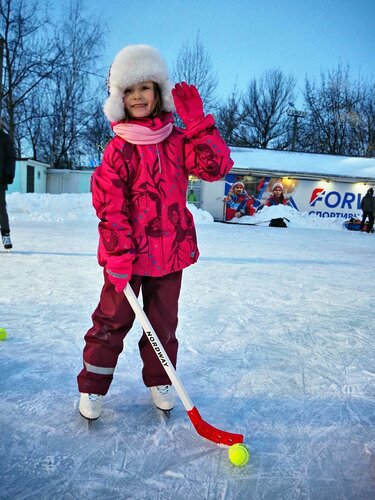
[[257, 182, 288, 211], [224, 181, 255, 220], [187, 189, 197, 203]]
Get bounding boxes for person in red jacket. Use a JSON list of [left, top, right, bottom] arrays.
[[258, 182, 288, 211], [224, 181, 255, 220], [77, 45, 234, 421]]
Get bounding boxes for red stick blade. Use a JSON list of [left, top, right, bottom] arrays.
[[187, 407, 244, 446]]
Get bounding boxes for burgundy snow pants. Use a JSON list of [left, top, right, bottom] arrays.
[[77, 270, 182, 395]]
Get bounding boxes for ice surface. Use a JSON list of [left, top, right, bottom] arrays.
[[0, 194, 374, 499]]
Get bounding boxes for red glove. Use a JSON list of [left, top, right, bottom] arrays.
[[172, 82, 204, 126], [106, 269, 129, 293]]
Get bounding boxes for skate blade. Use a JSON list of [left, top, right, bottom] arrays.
[[79, 411, 99, 429], [156, 407, 173, 418]]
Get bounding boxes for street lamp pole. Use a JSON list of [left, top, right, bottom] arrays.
[[287, 107, 307, 151]]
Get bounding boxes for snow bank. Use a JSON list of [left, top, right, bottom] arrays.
[[237, 204, 345, 230], [6, 193, 214, 224], [6, 192, 347, 230], [7, 193, 96, 222]]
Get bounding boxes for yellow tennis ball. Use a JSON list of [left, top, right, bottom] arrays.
[[228, 443, 249, 467], [0, 327, 8, 341]]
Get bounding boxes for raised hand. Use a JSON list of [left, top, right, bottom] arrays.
[[172, 82, 204, 126]]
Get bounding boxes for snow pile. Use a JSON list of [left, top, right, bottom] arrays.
[[7, 193, 96, 222], [6, 193, 350, 230], [230, 204, 345, 230], [6, 193, 214, 224], [186, 202, 214, 224]]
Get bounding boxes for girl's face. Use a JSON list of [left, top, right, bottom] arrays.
[[273, 187, 283, 197], [123, 81, 157, 119]]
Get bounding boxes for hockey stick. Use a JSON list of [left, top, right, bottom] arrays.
[[220, 219, 272, 227], [220, 217, 290, 227], [124, 283, 244, 446]]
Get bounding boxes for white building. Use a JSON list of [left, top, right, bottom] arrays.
[[9, 159, 49, 194], [8, 161, 93, 195], [198, 148, 375, 221], [9, 149, 375, 222]]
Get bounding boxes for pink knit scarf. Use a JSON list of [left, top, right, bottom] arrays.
[[113, 122, 173, 145]]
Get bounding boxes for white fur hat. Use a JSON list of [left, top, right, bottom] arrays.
[[103, 44, 173, 122], [272, 182, 284, 192]]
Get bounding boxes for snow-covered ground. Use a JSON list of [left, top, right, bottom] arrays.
[[1, 193, 374, 500]]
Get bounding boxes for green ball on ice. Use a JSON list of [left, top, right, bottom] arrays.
[[228, 443, 250, 467], [0, 327, 8, 341]]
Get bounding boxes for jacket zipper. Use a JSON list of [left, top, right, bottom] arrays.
[[156, 143, 161, 173]]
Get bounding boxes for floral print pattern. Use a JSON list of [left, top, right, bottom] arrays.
[[92, 112, 233, 279]]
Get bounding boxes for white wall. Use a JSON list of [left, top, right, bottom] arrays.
[[205, 174, 371, 221], [46, 170, 92, 194], [283, 178, 369, 219], [201, 180, 226, 220]]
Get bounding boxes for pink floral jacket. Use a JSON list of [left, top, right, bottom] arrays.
[[92, 112, 233, 279]]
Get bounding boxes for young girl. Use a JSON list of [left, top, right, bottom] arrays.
[[262, 182, 288, 207], [77, 45, 234, 420]]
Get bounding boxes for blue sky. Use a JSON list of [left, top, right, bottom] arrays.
[[57, 0, 374, 103]]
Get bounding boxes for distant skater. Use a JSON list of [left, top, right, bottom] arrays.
[[0, 123, 16, 250], [360, 187, 374, 233]]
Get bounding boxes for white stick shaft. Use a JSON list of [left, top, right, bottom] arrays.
[[124, 284, 194, 411]]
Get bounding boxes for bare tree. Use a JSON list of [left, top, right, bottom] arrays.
[[240, 69, 296, 149], [1, 0, 105, 165], [36, 0, 105, 167], [18, 88, 47, 159], [0, 0, 60, 149], [84, 101, 112, 165], [172, 32, 218, 115], [360, 86, 375, 157], [216, 86, 246, 146], [300, 65, 370, 156], [346, 83, 375, 157]]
